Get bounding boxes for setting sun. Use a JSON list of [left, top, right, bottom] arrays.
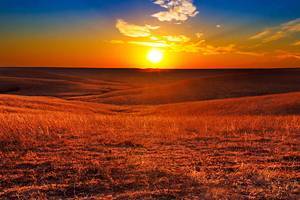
[[147, 49, 164, 64]]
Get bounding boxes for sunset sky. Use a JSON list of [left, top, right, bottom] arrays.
[[0, 0, 299, 68]]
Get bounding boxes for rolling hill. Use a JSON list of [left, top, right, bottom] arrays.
[[0, 68, 299, 199], [2, 68, 300, 106]]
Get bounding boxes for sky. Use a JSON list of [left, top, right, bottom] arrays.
[[0, 0, 299, 68]]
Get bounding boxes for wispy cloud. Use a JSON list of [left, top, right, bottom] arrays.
[[292, 40, 300, 46], [152, 0, 198, 22], [113, 4, 267, 57], [276, 50, 300, 60], [128, 41, 169, 48], [116, 19, 159, 38], [195, 32, 204, 39], [113, 19, 263, 56], [113, 34, 195, 52], [116, 36, 248, 56], [250, 18, 300, 43], [163, 35, 190, 43]]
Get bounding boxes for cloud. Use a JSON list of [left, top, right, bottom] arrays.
[[128, 41, 169, 48], [112, 2, 296, 60], [152, 0, 198, 22], [198, 44, 236, 55], [116, 19, 159, 38], [113, 2, 201, 53], [250, 18, 300, 43], [276, 50, 300, 60], [292, 40, 300, 46], [113, 18, 260, 56], [195, 32, 203, 38], [163, 35, 190, 43], [169, 40, 204, 53], [249, 30, 271, 40], [127, 37, 238, 55], [126, 39, 201, 53], [112, 27, 262, 56]]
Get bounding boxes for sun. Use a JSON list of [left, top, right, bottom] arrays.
[[147, 49, 164, 64]]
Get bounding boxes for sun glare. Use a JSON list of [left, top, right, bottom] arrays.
[[147, 49, 163, 64]]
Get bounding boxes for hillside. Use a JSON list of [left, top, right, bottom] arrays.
[[0, 68, 299, 199], [1, 91, 300, 116], [147, 92, 300, 116], [2, 68, 300, 105]]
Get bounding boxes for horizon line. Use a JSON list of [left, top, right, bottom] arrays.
[[1, 66, 300, 70]]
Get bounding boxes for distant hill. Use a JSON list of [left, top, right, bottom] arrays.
[[1, 67, 300, 106], [1, 92, 300, 116], [0, 94, 118, 115], [147, 92, 300, 116]]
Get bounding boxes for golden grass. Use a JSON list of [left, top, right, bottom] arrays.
[[0, 67, 300, 198], [1, 110, 299, 199]]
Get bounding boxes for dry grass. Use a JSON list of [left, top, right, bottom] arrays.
[[0, 68, 299, 199], [1, 111, 299, 199]]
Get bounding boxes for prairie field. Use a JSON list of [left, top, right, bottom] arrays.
[[0, 68, 299, 199]]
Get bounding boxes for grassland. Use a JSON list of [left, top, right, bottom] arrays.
[[0, 68, 299, 199]]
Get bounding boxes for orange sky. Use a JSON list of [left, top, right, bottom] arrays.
[[1, 34, 299, 69], [0, 1, 299, 68]]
